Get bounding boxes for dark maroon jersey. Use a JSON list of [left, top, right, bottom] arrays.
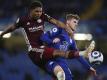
[[15, 14, 49, 48]]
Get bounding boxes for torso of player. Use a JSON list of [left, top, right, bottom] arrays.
[[20, 15, 46, 48], [49, 27, 76, 51]]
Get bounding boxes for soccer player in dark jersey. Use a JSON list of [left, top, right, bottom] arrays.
[[0, 1, 96, 79]]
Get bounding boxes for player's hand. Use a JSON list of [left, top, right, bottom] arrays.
[[89, 67, 97, 76], [53, 38, 60, 43]]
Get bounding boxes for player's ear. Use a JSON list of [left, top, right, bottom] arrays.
[[66, 20, 70, 24]]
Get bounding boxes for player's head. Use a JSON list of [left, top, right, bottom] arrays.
[[29, 1, 43, 19], [66, 14, 80, 31]]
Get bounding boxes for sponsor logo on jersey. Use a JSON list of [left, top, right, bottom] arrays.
[[60, 41, 68, 51], [30, 47, 44, 53], [28, 25, 43, 32]]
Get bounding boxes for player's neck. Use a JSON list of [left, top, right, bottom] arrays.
[[29, 15, 39, 21]]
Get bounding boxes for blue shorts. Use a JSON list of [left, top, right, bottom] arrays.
[[45, 58, 73, 80]]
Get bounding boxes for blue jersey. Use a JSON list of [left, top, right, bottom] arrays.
[[41, 27, 77, 51], [41, 27, 91, 80]]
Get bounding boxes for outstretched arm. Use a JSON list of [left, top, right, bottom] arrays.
[[44, 14, 73, 36], [0, 17, 23, 38], [49, 18, 73, 36], [77, 56, 97, 76], [0, 24, 18, 38], [49, 18, 66, 29]]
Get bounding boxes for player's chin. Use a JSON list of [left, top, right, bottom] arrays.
[[34, 16, 40, 19], [70, 27, 75, 32]]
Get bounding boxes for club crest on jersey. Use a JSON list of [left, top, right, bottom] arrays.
[[52, 28, 58, 32], [37, 19, 42, 23]]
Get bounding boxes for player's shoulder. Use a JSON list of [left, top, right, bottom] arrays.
[[17, 15, 30, 22]]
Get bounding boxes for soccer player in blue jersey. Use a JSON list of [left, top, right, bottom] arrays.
[[41, 14, 96, 80]]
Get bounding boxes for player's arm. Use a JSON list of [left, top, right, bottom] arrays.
[[49, 18, 66, 29], [44, 14, 73, 36], [77, 56, 97, 76], [49, 18, 73, 36], [77, 56, 91, 69], [0, 24, 18, 38], [69, 39, 96, 75], [40, 31, 53, 44], [0, 17, 23, 38]]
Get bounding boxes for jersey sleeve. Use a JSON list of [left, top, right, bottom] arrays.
[[77, 56, 91, 70], [41, 27, 62, 44], [40, 31, 53, 44], [58, 29, 69, 41], [14, 17, 24, 28], [49, 27, 69, 42]]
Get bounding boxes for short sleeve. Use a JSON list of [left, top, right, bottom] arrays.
[[14, 17, 23, 28]]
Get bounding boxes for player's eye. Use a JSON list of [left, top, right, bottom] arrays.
[[35, 10, 42, 13], [74, 21, 77, 23]]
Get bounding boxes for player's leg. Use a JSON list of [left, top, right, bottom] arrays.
[[45, 59, 73, 80], [43, 47, 84, 61], [53, 62, 73, 80], [79, 40, 95, 58], [54, 65, 65, 80], [29, 40, 95, 62], [58, 60, 73, 80], [52, 40, 95, 59], [42, 47, 79, 61], [45, 60, 65, 80]]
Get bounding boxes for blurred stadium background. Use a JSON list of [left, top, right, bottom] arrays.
[[0, 0, 107, 80]]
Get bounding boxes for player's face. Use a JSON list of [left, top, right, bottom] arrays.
[[30, 7, 43, 19], [67, 18, 79, 31]]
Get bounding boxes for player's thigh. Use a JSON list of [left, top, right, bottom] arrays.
[[53, 65, 64, 75], [46, 61, 65, 79], [28, 46, 54, 61], [28, 51, 46, 70], [58, 62, 73, 80], [46, 60, 73, 80], [45, 60, 64, 75]]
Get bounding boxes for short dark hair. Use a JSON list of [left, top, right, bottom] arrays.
[[29, 1, 43, 10], [66, 14, 80, 20]]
